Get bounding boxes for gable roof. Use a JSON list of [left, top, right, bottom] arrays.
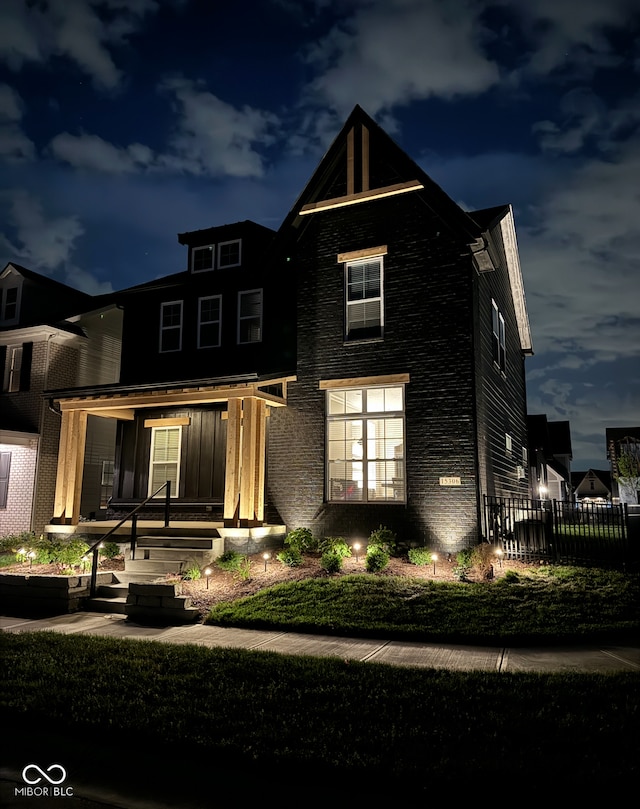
[[276, 105, 532, 353]]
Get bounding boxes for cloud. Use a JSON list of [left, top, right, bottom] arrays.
[[505, 0, 639, 78], [0, 83, 34, 162], [157, 78, 279, 178], [0, 0, 159, 89], [49, 132, 155, 173], [0, 191, 84, 272], [304, 0, 500, 116], [64, 264, 113, 295]]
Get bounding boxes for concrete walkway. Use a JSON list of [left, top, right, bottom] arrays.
[[2, 611, 639, 672]]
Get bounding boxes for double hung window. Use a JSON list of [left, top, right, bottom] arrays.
[[160, 301, 183, 352], [192, 245, 215, 273], [238, 289, 262, 344], [3, 345, 23, 392], [326, 385, 405, 502], [149, 426, 181, 497], [218, 240, 241, 269], [345, 257, 383, 340], [198, 296, 222, 348]]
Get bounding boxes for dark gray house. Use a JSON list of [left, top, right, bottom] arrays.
[[48, 106, 532, 555]]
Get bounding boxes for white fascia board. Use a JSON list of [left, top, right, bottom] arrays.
[[499, 205, 533, 355], [0, 324, 83, 345]]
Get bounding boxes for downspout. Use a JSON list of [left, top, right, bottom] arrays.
[[32, 333, 58, 533]]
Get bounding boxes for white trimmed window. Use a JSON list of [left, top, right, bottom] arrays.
[[492, 299, 506, 373], [192, 245, 215, 273], [218, 239, 241, 269], [2, 287, 19, 322], [326, 385, 405, 502], [345, 257, 383, 340], [238, 289, 262, 344], [149, 426, 181, 497], [3, 345, 23, 392], [159, 301, 183, 352], [198, 295, 222, 348]]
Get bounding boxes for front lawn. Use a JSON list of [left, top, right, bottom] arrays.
[[206, 566, 640, 644], [1, 632, 637, 790]]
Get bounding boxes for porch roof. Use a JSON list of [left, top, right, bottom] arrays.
[[46, 373, 296, 416]]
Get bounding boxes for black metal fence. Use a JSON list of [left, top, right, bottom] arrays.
[[484, 496, 632, 565]]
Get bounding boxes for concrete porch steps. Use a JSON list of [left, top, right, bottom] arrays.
[[84, 580, 128, 614]]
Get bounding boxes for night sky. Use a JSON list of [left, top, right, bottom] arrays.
[[0, 0, 638, 469]]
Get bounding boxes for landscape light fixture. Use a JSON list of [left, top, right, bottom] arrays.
[[432, 553, 438, 576], [495, 547, 503, 568], [28, 551, 36, 569], [204, 567, 212, 589], [353, 542, 361, 562], [263, 552, 270, 572]]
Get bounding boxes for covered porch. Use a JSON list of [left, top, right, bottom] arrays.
[[48, 375, 294, 531]]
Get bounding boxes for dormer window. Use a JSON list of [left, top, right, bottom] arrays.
[[218, 239, 241, 269], [192, 245, 215, 273], [0, 283, 21, 325]]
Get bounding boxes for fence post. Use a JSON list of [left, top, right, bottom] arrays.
[[90, 545, 99, 597], [130, 512, 138, 561]]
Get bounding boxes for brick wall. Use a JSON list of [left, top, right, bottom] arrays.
[[0, 440, 38, 536]]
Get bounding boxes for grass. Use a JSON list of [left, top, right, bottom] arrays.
[[206, 566, 640, 644], [1, 631, 638, 788]]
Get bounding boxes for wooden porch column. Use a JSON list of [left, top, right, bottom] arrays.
[[224, 398, 242, 524], [52, 409, 88, 524], [239, 398, 267, 524]]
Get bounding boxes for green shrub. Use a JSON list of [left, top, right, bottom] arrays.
[[318, 537, 351, 559], [277, 548, 303, 568], [368, 525, 398, 555], [365, 544, 390, 573], [234, 556, 252, 582], [0, 553, 17, 567], [99, 541, 121, 560], [0, 532, 35, 555], [284, 527, 317, 553], [320, 551, 343, 574], [182, 562, 202, 581], [499, 569, 520, 584], [407, 547, 433, 566], [471, 543, 495, 579], [216, 550, 244, 572], [28, 537, 89, 568]]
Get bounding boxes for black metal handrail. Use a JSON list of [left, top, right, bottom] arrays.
[[87, 480, 172, 597]]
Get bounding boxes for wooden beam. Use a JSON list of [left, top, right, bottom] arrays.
[[224, 398, 242, 522], [57, 384, 289, 412], [319, 373, 410, 390], [69, 410, 88, 525], [90, 408, 135, 421], [53, 409, 71, 521], [347, 126, 355, 196], [299, 180, 424, 215], [143, 417, 191, 428], [253, 399, 266, 523], [361, 124, 369, 192], [337, 245, 387, 263]]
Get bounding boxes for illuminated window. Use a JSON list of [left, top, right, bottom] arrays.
[[218, 239, 241, 268], [345, 257, 383, 340], [505, 433, 512, 454], [198, 295, 222, 348], [159, 301, 183, 352], [192, 245, 215, 272], [492, 299, 506, 373], [326, 385, 404, 502], [149, 426, 181, 497], [238, 289, 262, 344]]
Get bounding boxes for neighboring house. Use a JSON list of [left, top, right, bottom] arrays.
[[606, 427, 640, 505], [527, 415, 572, 501], [571, 469, 613, 503], [47, 105, 533, 554], [0, 263, 122, 534]]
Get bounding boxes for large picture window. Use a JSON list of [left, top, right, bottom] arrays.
[[345, 257, 383, 340], [327, 385, 405, 502], [149, 426, 181, 497]]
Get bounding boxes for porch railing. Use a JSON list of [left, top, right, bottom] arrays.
[[87, 480, 172, 597]]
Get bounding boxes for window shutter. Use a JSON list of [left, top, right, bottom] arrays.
[[19, 342, 33, 391], [0, 346, 6, 386], [0, 451, 11, 509]]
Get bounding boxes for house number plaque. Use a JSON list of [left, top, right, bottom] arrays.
[[439, 477, 461, 486]]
